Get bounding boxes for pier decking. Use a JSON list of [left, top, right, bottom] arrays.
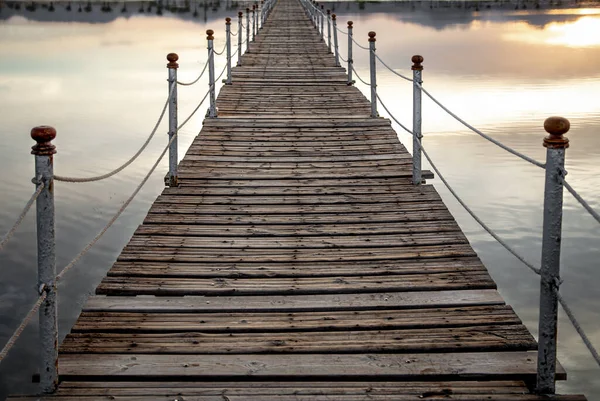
[[7, 0, 587, 399]]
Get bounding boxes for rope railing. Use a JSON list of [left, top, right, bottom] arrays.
[[421, 143, 542, 276], [0, 181, 44, 252], [375, 93, 413, 136], [418, 83, 546, 169], [0, 291, 47, 362], [53, 84, 175, 183], [557, 292, 600, 368], [56, 86, 211, 282], [177, 59, 209, 86], [351, 65, 370, 86], [213, 42, 227, 56], [562, 178, 600, 225], [351, 35, 370, 50], [374, 52, 413, 82]]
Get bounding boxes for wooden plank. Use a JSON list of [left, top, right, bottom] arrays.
[[72, 305, 521, 333], [107, 257, 485, 278], [82, 290, 506, 313], [96, 271, 494, 296], [57, 352, 566, 380], [60, 325, 536, 354]]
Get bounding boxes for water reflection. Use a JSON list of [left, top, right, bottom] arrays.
[[0, 0, 599, 399]]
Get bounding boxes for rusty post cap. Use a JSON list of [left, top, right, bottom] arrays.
[[225, 17, 231, 24], [544, 116, 570, 149], [332, 13, 336, 20], [411, 55, 424, 71], [327, 9, 330, 14], [246, 7, 249, 11], [252, 4, 255, 10], [368, 31, 376, 42], [31, 126, 57, 156], [321, 4, 324, 9], [347, 21, 353, 27], [238, 11, 243, 17], [167, 52, 179, 69], [206, 29, 214, 40]]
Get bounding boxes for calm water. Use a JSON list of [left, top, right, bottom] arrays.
[[1, 0, 599, 398]]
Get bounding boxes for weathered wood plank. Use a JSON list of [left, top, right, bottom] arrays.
[[57, 352, 566, 380], [83, 290, 506, 313]]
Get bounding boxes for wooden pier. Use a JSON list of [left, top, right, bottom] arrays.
[[8, 0, 587, 399]]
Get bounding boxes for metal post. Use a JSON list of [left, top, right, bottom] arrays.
[[412, 55, 424, 185], [320, 5, 324, 39], [246, 8, 250, 52], [312, 2, 317, 27], [368, 31, 377, 118], [347, 21, 353, 85], [237, 11, 243, 65], [225, 18, 232, 85], [166, 53, 178, 187], [332, 14, 340, 66], [251, 5, 256, 41], [536, 116, 570, 395], [327, 9, 332, 53], [259, 0, 263, 28], [207, 29, 217, 118], [31, 126, 58, 394]]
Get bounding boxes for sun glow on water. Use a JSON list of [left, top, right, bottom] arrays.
[[505, 15, 600, 47]]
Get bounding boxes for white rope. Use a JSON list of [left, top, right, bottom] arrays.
[[338, 52, 348, 63], [216, 63, 228, 82], [376, 93, 413, 136], [230, 28, 239, 36], [421, 144, 541, 276], [178, 86, 212, 130], [231, 47, 240, 59], [562, 179, 600, 225], [213, 43, 227, 56], [54, 84, 175, 183], [351, 65, 370, 86], [0, 182, 44, 252], [177, 59, 209, 86], [557, 292, 600, 368], [0, 291, 47, 362], [56, 88, 211, 282], [336, 26, 348, 35], [418, 84, 546, 169], [351, 36, 370, 50], [374, 52, 413, 82]]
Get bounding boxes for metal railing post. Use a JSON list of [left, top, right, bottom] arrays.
[[237, 11, 243, 65], [347, 21, 353, 85], [368, 31, 377, 118], [320, 5, 324, 39], [259, 0, 263, 29], [246, 8, 250, 52], [327, 9, 332, 53], [332, 14, 340, 66], [536, 116, 570, 395], [166, 53, 179, 187], [31, 126, 58, 394], [225, 17, 232, 84], [312, 2, 317, 28], [412, 55, 424, 185], [207, 29, 217, 118], [251, 5, 256, 41]]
